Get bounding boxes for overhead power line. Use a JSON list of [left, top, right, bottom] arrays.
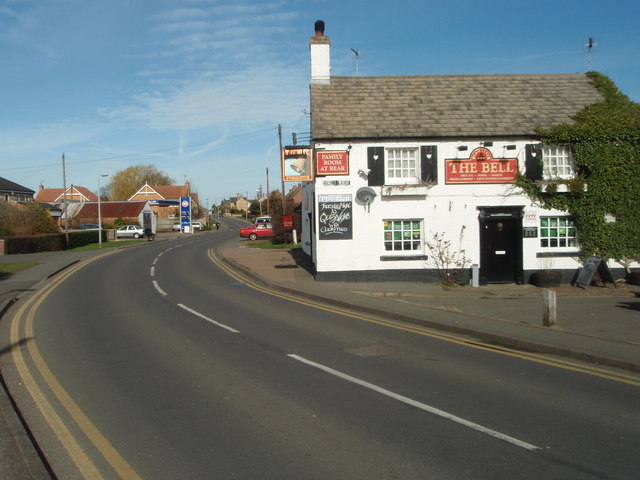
[[0, 126, 277, 173]]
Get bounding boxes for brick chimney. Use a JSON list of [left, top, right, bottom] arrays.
[[310, 20, 330, 85]]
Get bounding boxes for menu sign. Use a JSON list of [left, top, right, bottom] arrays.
[[446, 147, 517, 184], [318, 194, 352, 240]]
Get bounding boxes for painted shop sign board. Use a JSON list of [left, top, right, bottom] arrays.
[[282, 147, 313, 182], [316, 150, 349, 176], [318, 194, 352, 240], [282, 215, 293, 229], [446, 147, 517, 184]]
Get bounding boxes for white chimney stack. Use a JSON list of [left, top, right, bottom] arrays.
[[310, 20, 330, 85]]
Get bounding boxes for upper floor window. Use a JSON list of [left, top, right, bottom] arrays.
[[386, 148, 419, 185], [543, 145, 574, 180]]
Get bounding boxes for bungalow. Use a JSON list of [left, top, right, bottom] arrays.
[[0, 177, 35, 202]]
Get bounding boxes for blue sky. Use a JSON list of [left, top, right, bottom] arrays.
[[1, 0, 638, 208]]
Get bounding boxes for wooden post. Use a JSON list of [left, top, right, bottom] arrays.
[[543, 289, 556, 327]]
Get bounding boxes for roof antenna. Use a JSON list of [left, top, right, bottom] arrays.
[[350, 48, 360, 76], [585, 37, 597, 72]]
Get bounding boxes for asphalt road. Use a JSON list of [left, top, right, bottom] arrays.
[[2, 228, 638, 479]]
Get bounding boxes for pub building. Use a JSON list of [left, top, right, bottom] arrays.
[[299, 21, 623, 284]]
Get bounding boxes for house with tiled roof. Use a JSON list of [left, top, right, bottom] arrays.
[[129, 182, 201, 230], [0, 177, 35, 202], [35, 185, 98, 203], [302, 21, 613, 284]]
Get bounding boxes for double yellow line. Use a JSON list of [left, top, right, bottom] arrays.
[[8, 252, 141, 480], [208, 249, 640, 387]]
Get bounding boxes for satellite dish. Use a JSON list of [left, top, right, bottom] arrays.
[[355, 187, 377, 204]]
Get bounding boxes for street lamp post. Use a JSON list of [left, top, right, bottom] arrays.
[[97, 174, 108, 247]]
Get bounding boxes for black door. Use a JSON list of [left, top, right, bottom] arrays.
[[479, 207, 524, 284]]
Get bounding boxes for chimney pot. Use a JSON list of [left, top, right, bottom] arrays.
[[314, 20, 325, 36]]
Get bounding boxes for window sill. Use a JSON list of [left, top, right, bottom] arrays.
[[380, 254, 429, 261], [540, 181, 587, 193], [536, 251, 582, 258], [382, 185, 432, 197]]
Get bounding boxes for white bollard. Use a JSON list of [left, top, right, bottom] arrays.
[[543, 289, 557, 327]]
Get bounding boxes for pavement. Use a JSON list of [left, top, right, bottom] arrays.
[[0, 233, 639, 478]]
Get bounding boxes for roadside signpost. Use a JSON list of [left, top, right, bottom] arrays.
[[180, 197, 192, 233]]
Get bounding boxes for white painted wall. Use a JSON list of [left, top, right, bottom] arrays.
[[303, 140, 589, 275]]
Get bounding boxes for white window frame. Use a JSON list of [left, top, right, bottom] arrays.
[[385, 148, 420, 185], [383, 219, 423, 253], [539, 216, 578, 249], [543, 145, 574, 180]]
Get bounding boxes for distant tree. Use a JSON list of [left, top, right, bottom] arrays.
[[248, 200, 261, 217], [267, 191, 286, 243], [107, 165, 174, 201]]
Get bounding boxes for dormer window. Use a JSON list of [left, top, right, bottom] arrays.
[[543, 145, 574, 180]]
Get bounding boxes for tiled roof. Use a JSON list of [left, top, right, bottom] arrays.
[[310, 74, 603, 139], [35, 186, 98, 202], [0, 177, 34, 194], [130, 184, 186, 201], [76, 201, 147, 218]]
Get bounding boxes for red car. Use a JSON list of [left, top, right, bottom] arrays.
[[240, 223, 274, 240]]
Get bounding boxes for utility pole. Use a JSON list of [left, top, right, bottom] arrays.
[[278, 124, 285, 214], [62, 153, 69, 248]]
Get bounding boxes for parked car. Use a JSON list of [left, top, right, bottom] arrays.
[[116, 225, 145, 238], [79, 224, 100, 230], [240, 223, 274, 241], [255, 216, 272, 224], [173, 221, 204, 231]]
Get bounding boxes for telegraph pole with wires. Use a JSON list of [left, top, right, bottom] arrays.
[[585, 37, 597, 72], [278, 123, 285, 215], [62, 153, 69, 248]]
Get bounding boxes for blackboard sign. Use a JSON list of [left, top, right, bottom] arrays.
[[318, 194, 352, 240], [576, 256, 617, 289]]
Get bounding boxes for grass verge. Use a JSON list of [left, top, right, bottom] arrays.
[[0, 262, 41, 274]]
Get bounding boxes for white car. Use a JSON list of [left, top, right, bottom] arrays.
[[116, 225, 145, 238], [192, 221, 204, 231]]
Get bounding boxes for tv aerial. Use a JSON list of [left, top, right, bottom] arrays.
[[350, 48, 360, 76], [585, 37, 597, 72]]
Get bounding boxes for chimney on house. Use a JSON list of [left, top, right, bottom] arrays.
[[310, 20, 330, 85]]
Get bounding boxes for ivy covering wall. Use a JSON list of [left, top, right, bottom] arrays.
[[517, 72, 640, 267]]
